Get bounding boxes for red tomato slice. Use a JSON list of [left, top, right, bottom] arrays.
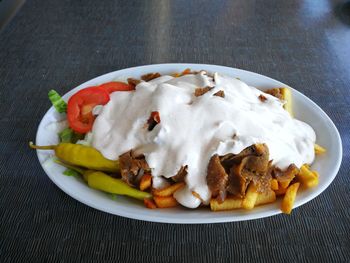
[[98, 81, 134, 93], [67, 87, 110, 133]]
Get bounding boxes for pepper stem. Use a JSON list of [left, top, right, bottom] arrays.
[[29, 141, 56, 150]]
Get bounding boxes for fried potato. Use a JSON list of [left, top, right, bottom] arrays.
[[270, 179, 279, 190], [296, 165, 319, 188], [152, 182, 185, 197], [153, 196, 178, 208], [280, 87, 293, 116], [303, 163, 310, 169], [192, 191, 204, 202], [172, 68, 192, 77], [312, 171, 319, 178], [256, 189, 276, 206], [242, 183, 258, 210], [180, 68, 191, 76], [281, 182, 300, 214], [144, 198, 157, 209], [139, 174, 152, 191], [274, 186, 287, 196], [279, 179, 293, 189], [314, 144, 326, 154], [210, 196, 242, 211]]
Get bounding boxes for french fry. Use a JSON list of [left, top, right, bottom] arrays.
[[281, 182, 300, 214], [153, 196, 178, 208], [144, 198, 157, 209], [256, 189, 276, 206], [303, 163, 310, 169], [274, 186, 287, 196], [180, 68, 191, 76], [280, 87, 293, 116], [210, 196, 242, 211], [296, 165, 319, 188], [275, 164, 299, 189], [139, 174, 152, 191], [172, 68, 192, 77], [270, 179, 279, 190], [192, 191, 204, 202], [152, 182, 185, 197], [312, 170, 319, 178], [314, 144, 326, 154], [279, 179, 293, 189], [242, 183, 258, 210]]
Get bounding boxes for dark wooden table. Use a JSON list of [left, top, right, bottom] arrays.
[[1, 0, 349, 262]]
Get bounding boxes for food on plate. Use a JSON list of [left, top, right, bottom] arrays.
[[31, 69, 325, 215], [314, 143, 326, 154], [296, 165, 319, 188], [210, 195, 242, 211], [153, 195, 179, 208], [281, 182, 300, 214], [242, 183, 259, 210], [152, 182, 185, 197], [139, 174, 152, 191], [270, 179, 279, 191], [266, 87, 293, 116], [144, 198, 157, 209], [30, 142, 119, 172], [48, 90, 67, 113], [255, 189, 276, 206], [47, 159, 151, 200], [84, 170, 152, 200]]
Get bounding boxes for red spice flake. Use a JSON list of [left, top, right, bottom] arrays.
[[258, 94, 267, 102]]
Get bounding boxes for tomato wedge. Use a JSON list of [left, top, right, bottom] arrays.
[[98, 81, 134, 93], [67, 87, 110, 133]]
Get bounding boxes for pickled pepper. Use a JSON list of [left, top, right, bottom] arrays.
[[83, 171, 152, 200], [30, 142, 119, 172], [54, 160, 152, 200]]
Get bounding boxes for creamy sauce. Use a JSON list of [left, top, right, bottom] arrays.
[[91, 72, 316, 208]]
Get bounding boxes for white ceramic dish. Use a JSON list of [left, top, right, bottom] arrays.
[[35, 63, 342, 224]]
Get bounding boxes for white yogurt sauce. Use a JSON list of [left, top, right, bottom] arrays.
[[91, 72, 316, 208]]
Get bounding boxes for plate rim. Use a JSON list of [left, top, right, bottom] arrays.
[[35, 63, 343, 224]]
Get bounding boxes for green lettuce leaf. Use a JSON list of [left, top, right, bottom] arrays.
[[58, 127, 84, 143], [48, 90, 67, 113], [63, 168, 80, 177]]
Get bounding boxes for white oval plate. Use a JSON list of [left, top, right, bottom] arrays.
[[35, 63, 342, 223]]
